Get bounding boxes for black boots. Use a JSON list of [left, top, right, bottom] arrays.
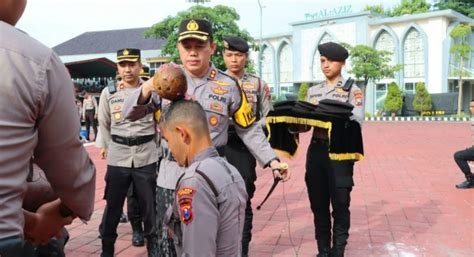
[[145, 235, 158, 257], [131, 221, 145, 247], [100, 240, 114, 257], [317, 241, 330, 257], [456, 174, 474, 189]]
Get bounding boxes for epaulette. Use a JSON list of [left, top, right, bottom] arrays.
[[342, 77, 354, 92], [107, 81, 117, 94], [217, 70, 240, 89]]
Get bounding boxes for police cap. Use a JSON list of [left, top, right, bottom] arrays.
[[318, 42, 348, 62], [139, 66, 150, 81], [117, 48, 141, 63], [178, 18, 213, 42], [223, 36, 249, 53]]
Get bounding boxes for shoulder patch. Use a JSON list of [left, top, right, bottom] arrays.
[[177, 187, 196, 199]]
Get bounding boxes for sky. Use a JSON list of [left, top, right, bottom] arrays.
[[16, 0, 409, 48]]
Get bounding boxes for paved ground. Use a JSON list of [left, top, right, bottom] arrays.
[[65, 122, 474, 257]]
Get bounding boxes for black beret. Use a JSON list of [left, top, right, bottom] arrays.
[[178, 18, 213, 42], [318, 42, 348, 62], [117, 48, 141, 63], [223, 36, 249, 53]]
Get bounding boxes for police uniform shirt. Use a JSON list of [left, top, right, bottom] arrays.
[[98, 81, 159, 168], [306, 78, 365, 124], [165, 147, 247, 257], [0, 21, 96, 239], [83, 95, 98, 111], [234, 72, 273, 127], [124, 64, 278, 189]]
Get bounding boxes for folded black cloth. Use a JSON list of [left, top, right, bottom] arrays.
[[265, 100, 364, 161]]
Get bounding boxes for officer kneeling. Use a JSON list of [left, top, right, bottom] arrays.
[[160, 100, 247, 257]]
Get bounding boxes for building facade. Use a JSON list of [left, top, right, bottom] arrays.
[[252, 9, 474, 114]]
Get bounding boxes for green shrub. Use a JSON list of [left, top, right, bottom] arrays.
[[383, 82, 403, 113], [412, 82, 432, 115], [298, 82, 309, 101]]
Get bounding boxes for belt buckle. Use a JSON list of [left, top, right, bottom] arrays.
[[128, 136, 138, 146]]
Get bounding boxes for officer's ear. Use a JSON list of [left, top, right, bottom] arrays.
[[175, 126, 191, 144]]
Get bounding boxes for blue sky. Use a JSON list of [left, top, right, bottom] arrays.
[[17, 0, 411, 47]]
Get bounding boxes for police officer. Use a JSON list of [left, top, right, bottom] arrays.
[[82, 90, 98, 141], [98, 48, 159, 257], [0, 0, 96, 255], [123, 18, 290, 256], [161, 100, 247, 256], [304, 42, 364, 257], [140, 65, 151, 81], [222, 35, 272, 256]]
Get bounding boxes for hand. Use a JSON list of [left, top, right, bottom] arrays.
[[100, 148, 107, 159], [270, 160, 290, 182], [94, 114, 98, 119], [24, 199, 74, 245], [138, 79, 155, 105]]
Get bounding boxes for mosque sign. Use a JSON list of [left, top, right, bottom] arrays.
[[304, 5, 353, 20]]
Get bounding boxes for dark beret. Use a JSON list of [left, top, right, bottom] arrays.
[[223, 36, 249, 53], [318, 42, 348, 62]]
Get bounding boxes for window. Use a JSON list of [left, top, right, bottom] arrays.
[[261, 46, 274, 83], [375, 83, 388, 112], [375, 31, 396, 67], [312, 34, 334, 81], [403, 29, 424, 78], [279, 43, 293, 83], [149, 62, 165, 76], [404, 83, 415, 94]]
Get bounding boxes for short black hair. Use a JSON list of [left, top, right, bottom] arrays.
[[162, 100, 209, 134]]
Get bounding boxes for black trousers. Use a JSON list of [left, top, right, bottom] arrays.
[[100, 163, 157, 243], [305, 138, 354, 251], [0, 236, 24, 257], [127, 184, 142, 224], [84, 109, 97, 141], [225, 135, 257, 255], [453, 146, 474, 179]]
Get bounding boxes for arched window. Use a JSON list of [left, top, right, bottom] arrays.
[[261, 46, 274, 83], [279, 43, 292, 83], [403, 29, 424, 78], [375, 31, 396, 66], [312, 33, 334, 81]]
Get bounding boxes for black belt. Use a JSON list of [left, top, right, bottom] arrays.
[[112, 134, 155, 146]]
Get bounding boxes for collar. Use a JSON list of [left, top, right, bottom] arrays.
[[190, 147, 219, 165]]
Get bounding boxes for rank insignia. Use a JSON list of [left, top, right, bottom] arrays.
[[209, 69, 217, 80], [209, 115, 219, 126]]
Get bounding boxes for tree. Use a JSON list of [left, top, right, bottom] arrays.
[[450, 23, 473, 115], [342, 44, 403, 93], [298, 82, 309, 101], [363, 4, 390, 16], [391, 0, 431, 16], [145, 5, 255, 72], [435, 0, 474, 18], [383, 82, 403, 116], [413, 82, 432, 115]]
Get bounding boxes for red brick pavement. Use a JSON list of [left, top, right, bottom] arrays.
[[65, 122, 474, 257]]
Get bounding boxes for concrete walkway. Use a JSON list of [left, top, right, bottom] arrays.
[[65, 122, 474, 257]]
